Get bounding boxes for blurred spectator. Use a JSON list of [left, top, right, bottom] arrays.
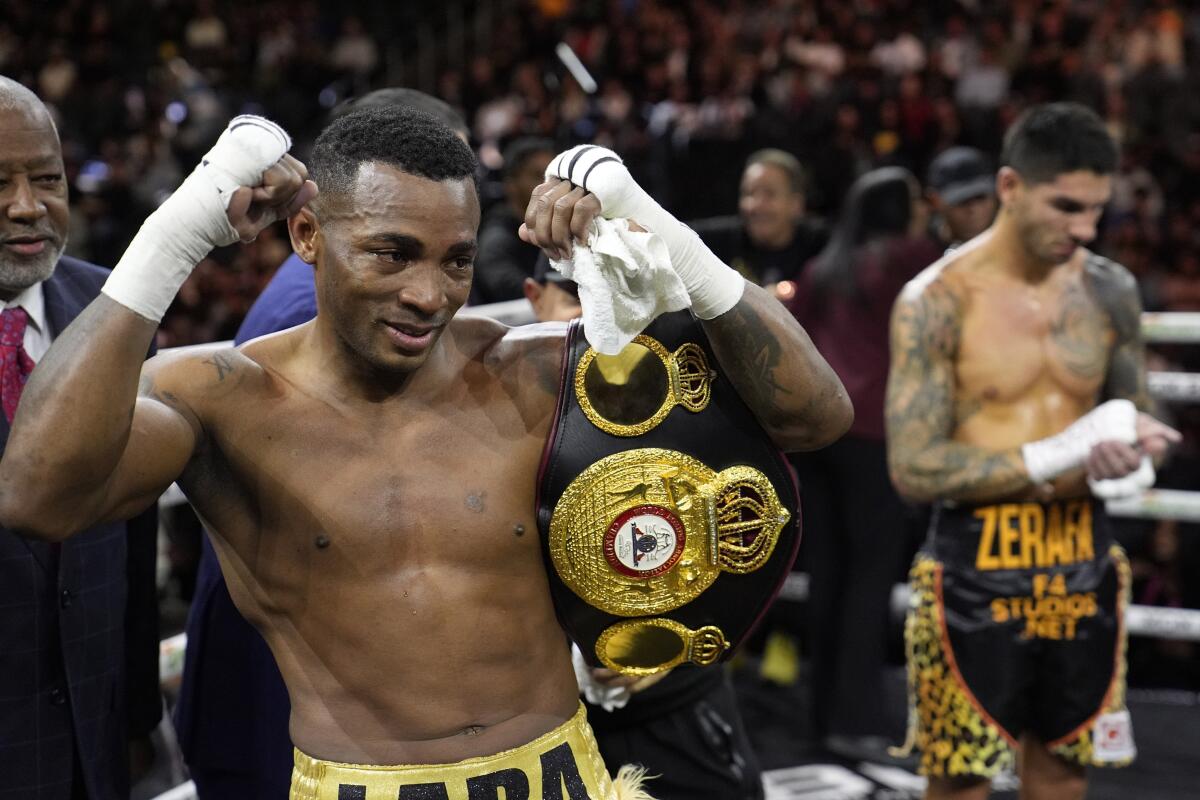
[[523, 253, 581, 323], [472, 136, 556, 304], [925, 146, 998, 247], [691, 149, 828, 291], [0, 75, 161, 800], [787, 167, 939, 762]]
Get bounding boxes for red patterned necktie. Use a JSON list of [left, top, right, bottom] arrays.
[[0, 307, 36, 423]]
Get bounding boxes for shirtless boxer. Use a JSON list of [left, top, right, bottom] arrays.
[[0, 106, 852, 799], [885, 102, 1180, 800]]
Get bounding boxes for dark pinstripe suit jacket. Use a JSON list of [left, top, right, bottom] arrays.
[[0, 257, 161, 800]]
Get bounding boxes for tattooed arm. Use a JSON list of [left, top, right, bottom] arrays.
[[0, 295, 200, 540], [1085, 255, 1153, 412], [885, 275, 1032, 504], [1084, 254, 1182, 468], [701, 282, 852, 451]]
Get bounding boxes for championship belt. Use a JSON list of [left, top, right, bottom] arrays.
[[537, 311, 802, 676]]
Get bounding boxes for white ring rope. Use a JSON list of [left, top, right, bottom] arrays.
[[1106, 488, 1200, 523], [1141, 312, 1200, 344], [1148, 371, 1200, 402]]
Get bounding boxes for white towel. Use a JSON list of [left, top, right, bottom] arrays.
[[549, 217, 690, 355]]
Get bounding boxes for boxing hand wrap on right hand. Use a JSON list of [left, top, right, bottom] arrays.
[[546, 145, 745, 319], [1020, 399, 1139, 483], [102, 116, 292, 322]]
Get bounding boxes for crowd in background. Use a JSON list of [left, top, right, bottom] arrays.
[[2, 0, 1197, 692]]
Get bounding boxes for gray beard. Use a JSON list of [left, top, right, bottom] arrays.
[[0, 241, 63, 297]]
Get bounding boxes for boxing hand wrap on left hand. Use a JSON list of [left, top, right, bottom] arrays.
[[1021, 399, 1138, 483], [546, 145, 745, 319], [102, 115, 292, 322], [1088, 455, 1156, 500]]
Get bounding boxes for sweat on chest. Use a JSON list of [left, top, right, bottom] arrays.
[[957, 286, 1112, 401]]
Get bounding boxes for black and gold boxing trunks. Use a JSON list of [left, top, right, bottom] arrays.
[[289, 704, 648, 799], [903, 497, 1135, 778]]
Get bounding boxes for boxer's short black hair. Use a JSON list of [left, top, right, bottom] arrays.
[[309, 105, 477, 200], [1000, 102, 1118, 185]]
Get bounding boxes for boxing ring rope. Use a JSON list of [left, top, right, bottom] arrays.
[[1148, 371, 1200, 403], [1141, 312, 1200, 343]]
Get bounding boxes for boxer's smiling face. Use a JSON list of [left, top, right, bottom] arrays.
[[305, 162, 480, 375]]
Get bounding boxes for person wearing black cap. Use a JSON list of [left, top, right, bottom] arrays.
[[926, 146, 998, 248], [473, 136, 557, 304], [523, 253, 582, 323]]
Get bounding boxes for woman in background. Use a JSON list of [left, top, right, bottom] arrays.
[[788, 167, 940, 762]]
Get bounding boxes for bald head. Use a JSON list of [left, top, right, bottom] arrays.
[[0, 76, 68, 299], [0, 76, 52, 123]]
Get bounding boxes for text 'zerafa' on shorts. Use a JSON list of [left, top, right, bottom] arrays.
[[973, 499, 1095, 571]]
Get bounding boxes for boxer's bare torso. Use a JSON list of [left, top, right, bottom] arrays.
[[146, 316, 578, 764], [886, 233, 1147, 504]]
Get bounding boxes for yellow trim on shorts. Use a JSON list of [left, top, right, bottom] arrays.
[[289, 703, 617, 800]]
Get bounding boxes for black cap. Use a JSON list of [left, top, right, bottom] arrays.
[[533, 254, 579, 294], [927, 147, 994, 205]]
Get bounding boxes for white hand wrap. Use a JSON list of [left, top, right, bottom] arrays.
[[1020, 399, 1139, 483], [546, 145, 745, 319], [1088, 455, 1156, 500], [102, 116, 292, 321], [571, 644, 631, 712]]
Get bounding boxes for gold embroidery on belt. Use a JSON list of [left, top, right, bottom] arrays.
[[548, 448, 790, 618]]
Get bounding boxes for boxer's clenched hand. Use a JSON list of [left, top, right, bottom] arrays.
[[1085, 440, 1144, 481], [1085, 413, 1180, 480], [1085, 413, 1179, 499], [103, 115, 301, 321], [225, 154, 317, 243], [528, 144, 744, 319], [518, 178, 602, 262]]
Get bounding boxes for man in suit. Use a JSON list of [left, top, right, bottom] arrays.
[[0, 76, 160, 800], [173, 88, 470, 800]]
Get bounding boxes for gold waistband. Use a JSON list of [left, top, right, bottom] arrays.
[[289, 704, 616, 800]]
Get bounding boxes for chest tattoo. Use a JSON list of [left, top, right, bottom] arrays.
[[1048, 281, 1109, 380]]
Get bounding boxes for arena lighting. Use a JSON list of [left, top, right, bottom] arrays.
[[164, 101, 188, 124], [555, 42, 598, 94]]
